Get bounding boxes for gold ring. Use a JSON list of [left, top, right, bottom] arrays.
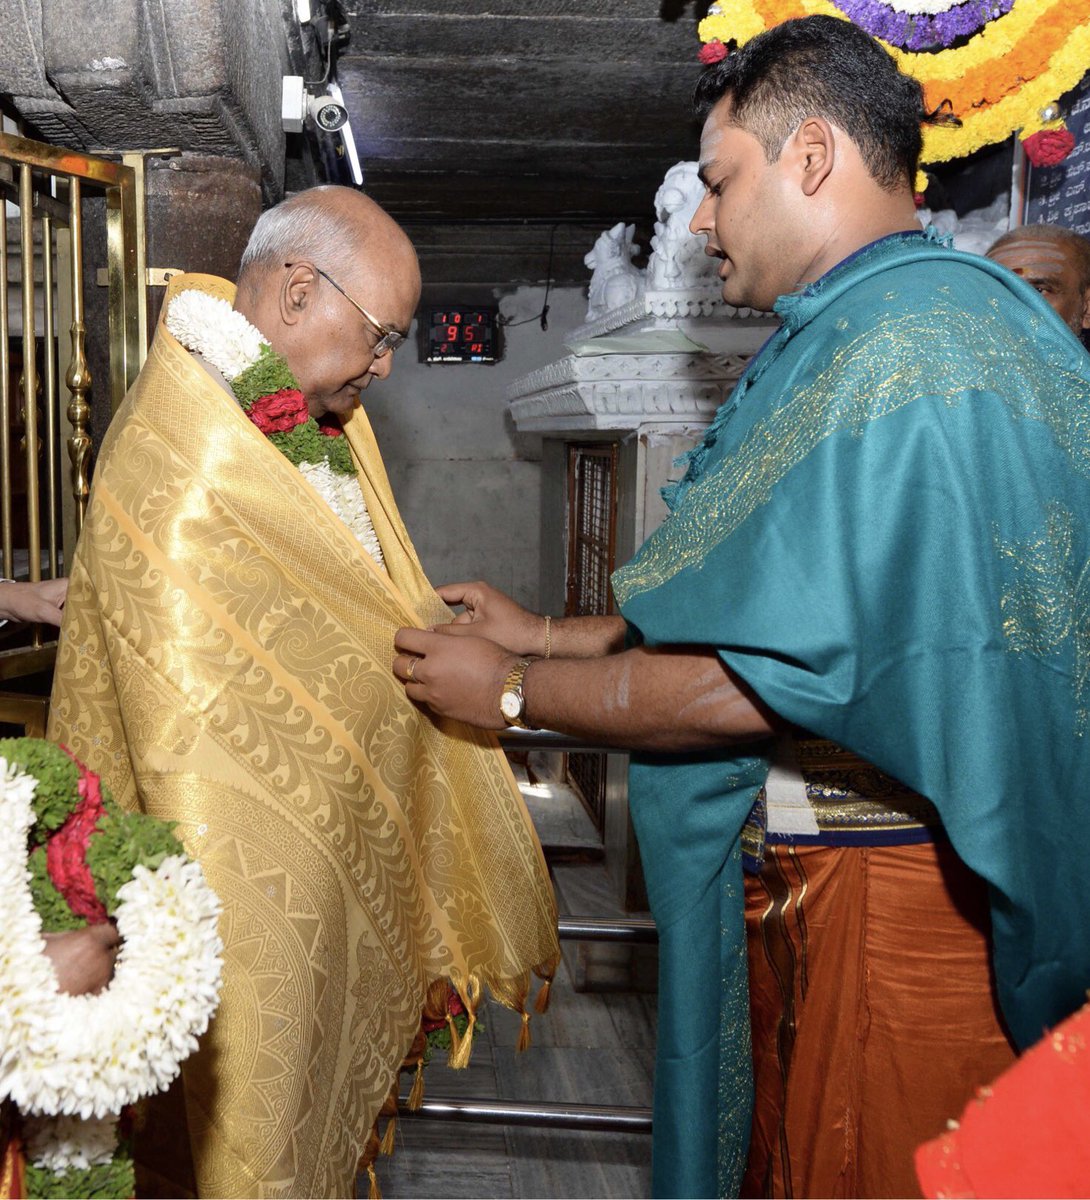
[[405, 656, 418, 681]]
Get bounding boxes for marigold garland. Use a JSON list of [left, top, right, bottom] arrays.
[[698, 0, 1090, 170]]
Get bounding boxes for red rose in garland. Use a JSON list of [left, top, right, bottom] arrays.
[[1022, 127, 1077, 169], [698, 40, 729, 64], [44, 756, 109, 925], [317, 414, 345, 437], [247, 388, 309, 435]]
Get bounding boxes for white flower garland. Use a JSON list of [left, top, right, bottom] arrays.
[[0, 758, 223, 1141], [166, 289, 387, 569], [300, 460, 386, 570], [23, 1114, 119, 1172], [165, 290, 264, 382], [878, 0, 970, 14]]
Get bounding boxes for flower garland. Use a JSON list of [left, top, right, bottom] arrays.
[[697, 0, 1090, 173], [165, 290, 386, 569], [0, 739, 223, 1199]]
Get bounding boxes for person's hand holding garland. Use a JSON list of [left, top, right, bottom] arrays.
[[0, 739, 223, 1199]]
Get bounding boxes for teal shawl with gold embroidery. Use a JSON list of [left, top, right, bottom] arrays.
[[613, 232, 1090, 1198]]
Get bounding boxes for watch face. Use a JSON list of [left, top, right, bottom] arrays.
[[500, 691, 521, 722]]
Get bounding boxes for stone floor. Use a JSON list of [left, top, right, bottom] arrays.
[[369, 961, 656, 1200], [364, 766, 658, 1199]]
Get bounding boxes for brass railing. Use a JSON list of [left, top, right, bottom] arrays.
[[0, 132, 142, 702]]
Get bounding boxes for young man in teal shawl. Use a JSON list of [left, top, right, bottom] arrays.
[[393, 15, 1090, 1197]]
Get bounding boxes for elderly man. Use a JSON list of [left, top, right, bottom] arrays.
[[48, 186, 558, 1199], [987, 222, 1090, 340], [395, 17, 1090, 1199]]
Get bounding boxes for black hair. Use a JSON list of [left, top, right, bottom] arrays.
[[693, 15, 943, 191]]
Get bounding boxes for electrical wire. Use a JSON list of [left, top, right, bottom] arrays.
[[500, 223, 558, 330], [305, 21, 337, 87]]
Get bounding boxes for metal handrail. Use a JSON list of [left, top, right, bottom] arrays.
[[498, 727, 624, 754], [559, 916, 657, 943], [398, 1097, 652, 1134]]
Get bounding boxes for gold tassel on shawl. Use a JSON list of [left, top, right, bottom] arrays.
[[379, 1117, 397, 1158], [357, 1130, 382, 1200], [377, 1084, 399, 1157], [516, 1010, 532, 1053], [447, 1015, 475, 1068], [534, 977, 552, 1014], [407, 1061, 426, 1111], [444, 1011, 463, 1063], [446, 969, 482, 1070]]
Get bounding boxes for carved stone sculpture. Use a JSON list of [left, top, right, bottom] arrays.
[[647, 161, 721, 292], [584, 221, 645, 320]]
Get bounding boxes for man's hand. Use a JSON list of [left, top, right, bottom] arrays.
[[435, 580, 628, 659], [394, 626, 517, 729], [42, 922, 120, 995], [0, 577, 68, 626], [434, 581, 546, 657], [395, 627, 781, 750]]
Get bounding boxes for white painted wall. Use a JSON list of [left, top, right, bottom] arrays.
[[362, 284, 587, 609]]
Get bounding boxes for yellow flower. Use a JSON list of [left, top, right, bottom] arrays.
[[696, 0, 1090, 170]]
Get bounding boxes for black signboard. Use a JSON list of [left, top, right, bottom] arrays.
[[1023, 74, 1090, 235]]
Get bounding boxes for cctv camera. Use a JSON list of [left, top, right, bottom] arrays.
[[308, 94, 348, 132]]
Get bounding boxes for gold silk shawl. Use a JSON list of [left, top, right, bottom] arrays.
[[48, 274, 559, 1199]]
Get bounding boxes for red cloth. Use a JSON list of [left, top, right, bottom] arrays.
[[916, 1001, 1090, 1199]]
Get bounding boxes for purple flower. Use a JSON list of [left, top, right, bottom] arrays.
[[833, 0, 1014, 52]]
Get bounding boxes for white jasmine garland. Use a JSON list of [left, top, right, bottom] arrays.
[[165, 290, 264, 381], [299, 459, 386, 569], [166, 288, 386, 569], [0, 757, 223, 1121], [24, 1113, 119, 1171]]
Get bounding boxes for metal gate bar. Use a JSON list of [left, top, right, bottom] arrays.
[[558, 916, 657, 943], [398, 1097, 653, 1134]]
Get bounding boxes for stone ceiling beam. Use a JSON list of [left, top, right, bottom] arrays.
[[2, 0, 302, 199]]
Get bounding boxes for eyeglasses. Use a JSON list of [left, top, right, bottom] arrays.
[[284, 262, 408, 356]]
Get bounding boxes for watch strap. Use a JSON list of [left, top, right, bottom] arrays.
[[500, 657, 536, 730]]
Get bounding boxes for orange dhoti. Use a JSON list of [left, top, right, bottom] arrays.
[[743, 841, 1016, 1199]]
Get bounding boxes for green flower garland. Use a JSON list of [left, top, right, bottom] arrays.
[[231, 346, 354, 475], [25, 1147, 135, 1200]]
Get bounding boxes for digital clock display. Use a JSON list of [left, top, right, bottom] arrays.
[[426, 308, 499, 363]]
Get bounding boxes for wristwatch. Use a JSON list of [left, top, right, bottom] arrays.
[[499, 658, 536, 729]]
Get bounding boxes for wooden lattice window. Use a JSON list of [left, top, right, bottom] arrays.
[[564, 442, 618, 833], [565, 443, 617, 617]]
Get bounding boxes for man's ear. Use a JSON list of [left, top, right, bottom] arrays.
[[1080, 285, 1090, 332], [788, 116, 835, 198], [280, 261, 318, 327]]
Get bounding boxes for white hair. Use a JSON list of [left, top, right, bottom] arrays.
[[239, 190, 356, 276]]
